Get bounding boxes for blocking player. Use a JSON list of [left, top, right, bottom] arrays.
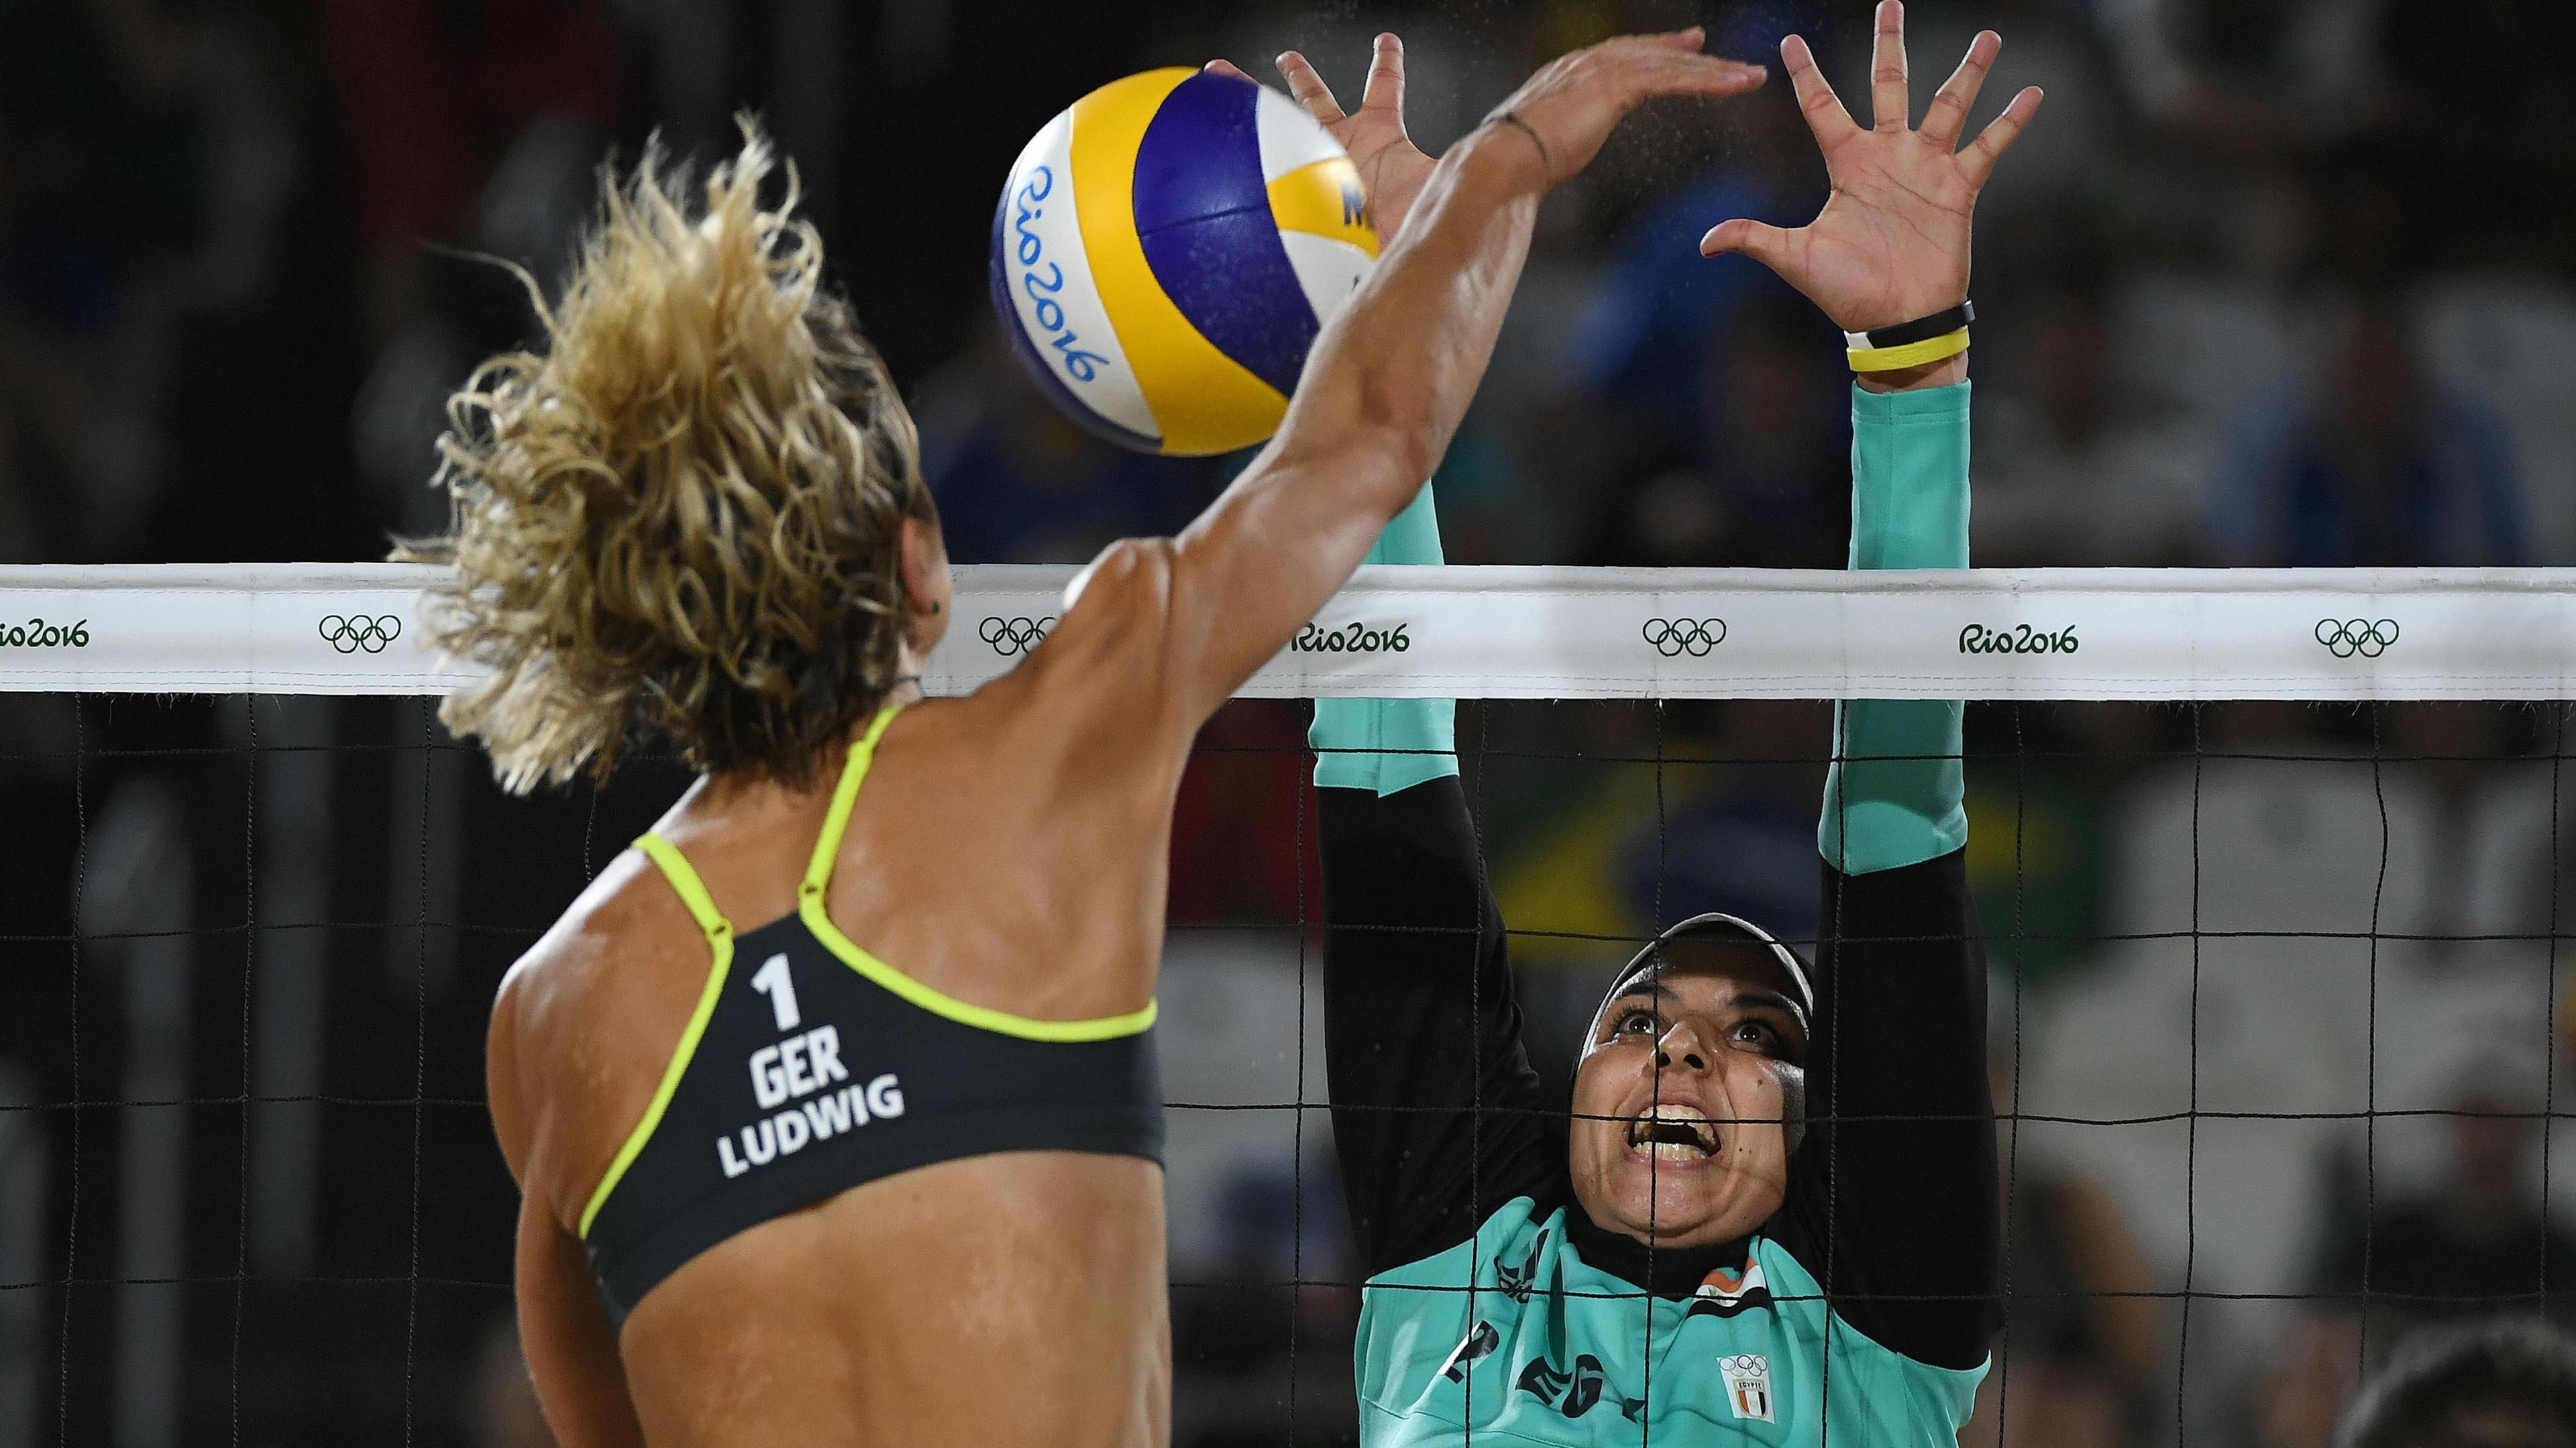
[[1295, 4, 2034, 1441]]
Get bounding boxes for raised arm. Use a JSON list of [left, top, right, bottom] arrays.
[[1702, 0, 2035, 888], [1312, 479, 1565, 1274], [1150, 32, 1766, 726], [1283, 33, 1687, 1276], [1698, 0, 2037, 1370], [1782, 378, 1997, 1370], [1324, 769, 1564, 1275]]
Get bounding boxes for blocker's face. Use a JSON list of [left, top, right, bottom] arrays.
[[1568, 962, 1805, 1250]]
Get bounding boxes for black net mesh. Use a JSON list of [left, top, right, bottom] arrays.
[[2, 693, 2571, 1445]]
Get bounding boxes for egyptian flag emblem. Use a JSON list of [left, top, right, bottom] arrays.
[[1720, 1353, 1776, 1423], [1687, 1255, 1774, 1319]]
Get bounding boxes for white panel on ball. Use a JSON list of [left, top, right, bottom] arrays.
[[994, 112, 1161, 442], [1277, 232, 1375, 326], [1252, 87, 1349, 182]]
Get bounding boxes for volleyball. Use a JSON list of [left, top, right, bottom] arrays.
[[989, 67, 1380, 456]]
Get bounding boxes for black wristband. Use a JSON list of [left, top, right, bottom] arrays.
[[1487, 110, 1553, 184], [1843, 301, 1974, 351]]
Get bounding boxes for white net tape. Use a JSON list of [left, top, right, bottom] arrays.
[[2, 563, 2571, 699]]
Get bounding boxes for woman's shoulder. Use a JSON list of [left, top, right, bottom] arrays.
[[481, 842, 720, 1226], [1020, 536, 1182, 678], [943, 537, 1200, 771], [502, 848, 693, 1019]]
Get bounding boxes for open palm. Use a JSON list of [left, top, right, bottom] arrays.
[[1702, 1, 2041, 335], [1211, 35, 1437, 243]]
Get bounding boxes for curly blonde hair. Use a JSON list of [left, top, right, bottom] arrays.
[[399, 127, 930, 794]]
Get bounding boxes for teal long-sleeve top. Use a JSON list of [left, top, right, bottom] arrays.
[[1821, 380, 1970, 873], [1311, 380, 1974, 878]]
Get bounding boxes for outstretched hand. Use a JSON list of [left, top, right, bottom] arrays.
[[1209, 36, 1437, 244], [1492, 27, 1768, 188], [1700, 0, 2041, 336]]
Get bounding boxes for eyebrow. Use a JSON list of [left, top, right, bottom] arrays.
[[1611, 982, 1674, 1006], [1733, 990, 1804, 1020], [1607, 984, 1808, 1027]]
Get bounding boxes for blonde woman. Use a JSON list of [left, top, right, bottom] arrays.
[[414, 33, 1765, 1448]]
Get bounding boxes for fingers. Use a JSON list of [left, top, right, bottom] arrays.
[[1275, 50, 1349, 127], [1633, 48, 1768, 103], [1869, 0, 1908, 132], [1592, 27, 1763, 96], [1494, 25, 1761, 185], [1960, 85, 2043, 186], [1921, 30, 1998, 149], [1202, 58, 1253, 82], [1359, 32, 1406, 115], [1780, 34, 1858, 146], [1699, 217, 1793, 271]]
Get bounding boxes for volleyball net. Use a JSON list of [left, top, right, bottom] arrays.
[[7, 562, 2569, 700], [3, 561, 2572, 1444]]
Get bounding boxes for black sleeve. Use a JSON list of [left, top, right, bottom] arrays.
[[1771, 847, 2001, 1370], [1322, 777, 1563, 1277]]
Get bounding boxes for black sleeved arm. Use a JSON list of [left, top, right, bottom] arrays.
[[1770, 847, 2000, 1370], [1322, 778, 1564, 1278]]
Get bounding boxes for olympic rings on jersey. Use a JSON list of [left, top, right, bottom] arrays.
[[1643, 618, 1727, 658], [319, 614, 403, 655], [978, 616, 1055, 658], [2315, 618, 2400, 659]]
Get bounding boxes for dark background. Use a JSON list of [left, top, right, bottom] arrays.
[[4, 1, 2576, 1444]]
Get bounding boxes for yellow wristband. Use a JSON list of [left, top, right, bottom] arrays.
[[1846, 327, 1970, 373]]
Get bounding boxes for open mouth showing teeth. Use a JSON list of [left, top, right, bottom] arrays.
[[1627, 1104, 1719, 1158]]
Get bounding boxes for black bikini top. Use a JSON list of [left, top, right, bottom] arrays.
[[576, 705, 1164, 1329]]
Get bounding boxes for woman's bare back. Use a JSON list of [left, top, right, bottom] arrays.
[[617, 1156, 1167, 1445], [491, 555, 1189, 1445]]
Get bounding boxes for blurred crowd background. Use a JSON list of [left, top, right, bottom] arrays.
[[3, 0, 2575, 1444]]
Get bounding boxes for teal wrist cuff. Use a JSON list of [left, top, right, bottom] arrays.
[[1849, 377, 1972, 425], [1313, 482, 1458, 794], [1848, 380, 1970, 571]]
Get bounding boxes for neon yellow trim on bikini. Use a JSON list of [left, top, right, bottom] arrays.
[[800, 704, 1159, 1043], [636, 833, 732, 939], [580, 834, 736, 1240], [801, 705, 908, 897]]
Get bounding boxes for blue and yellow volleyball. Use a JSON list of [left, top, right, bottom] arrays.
[[989, 68, 1381, 456]]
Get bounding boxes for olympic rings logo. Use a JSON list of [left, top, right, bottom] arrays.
[[319, 614, 402, 655], [978, 616, 1055, 658], [2315, 618, 2400, 659], [1643, 618, 1727, 657]]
